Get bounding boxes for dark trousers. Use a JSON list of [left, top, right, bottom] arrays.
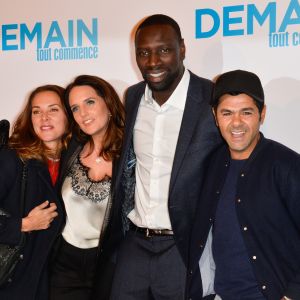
[[110, 229, 186, 300], [49, 238, 98, 300]]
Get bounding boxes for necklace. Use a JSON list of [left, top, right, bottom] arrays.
[[95, 157, 103, 164], [47, 157, 60, 162]]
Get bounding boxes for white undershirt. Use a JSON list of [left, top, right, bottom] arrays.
[[128, 69, 190, 229]]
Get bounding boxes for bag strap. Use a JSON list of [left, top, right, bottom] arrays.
[[20, 161, 28, 217]]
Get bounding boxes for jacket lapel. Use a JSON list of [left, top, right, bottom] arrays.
[[115, 83, 145, 191], [29, 160, 55, 193], [169, 72, 205, 194]]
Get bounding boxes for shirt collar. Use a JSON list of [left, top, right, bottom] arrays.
[[144, 68, 190, 111]]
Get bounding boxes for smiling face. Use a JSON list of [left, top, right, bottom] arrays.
[[68, 85, 111, 142], [135, 24, 185, 104], [214, 93, 266, 160], [31, 91, 68, 150]]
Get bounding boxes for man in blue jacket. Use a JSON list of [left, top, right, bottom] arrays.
[[186, 70, 300, 300], [111, 14, 222, 300]]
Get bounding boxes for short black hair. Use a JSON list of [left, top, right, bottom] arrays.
[[135, 14, 182, 42]]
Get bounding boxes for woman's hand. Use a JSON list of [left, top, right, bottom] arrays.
[[21, 200, 58, 232]]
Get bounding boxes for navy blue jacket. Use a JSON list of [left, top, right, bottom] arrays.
[[0, 149, 64, 299], [113, 71, 223, 266], [186, 134, 300, 300]]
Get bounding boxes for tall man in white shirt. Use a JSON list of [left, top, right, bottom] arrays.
[[110, 14, 222, 300]]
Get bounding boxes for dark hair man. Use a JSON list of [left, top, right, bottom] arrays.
[[110, 14, 222, 299], [187, 70, 300, 300]]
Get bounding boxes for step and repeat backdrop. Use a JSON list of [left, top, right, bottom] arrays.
[[1, 0, 300, 151]]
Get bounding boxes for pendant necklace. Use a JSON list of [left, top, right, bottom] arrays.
[[95, 157, 103, 164]]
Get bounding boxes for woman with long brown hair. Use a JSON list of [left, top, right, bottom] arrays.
[[50, 75, 124, 300], [0, 84, 71, 299]]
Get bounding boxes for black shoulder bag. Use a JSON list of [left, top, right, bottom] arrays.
[[0, 161, 27, 286]]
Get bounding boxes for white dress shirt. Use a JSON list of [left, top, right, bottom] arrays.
[[199, 227, 216, 296], [128, 69, 190, 229]]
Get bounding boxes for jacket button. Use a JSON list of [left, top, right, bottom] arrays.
[[199, 244, 204, 248], [189, 270, 193, 275], [241, 173, 245, 177], [252, 256, 257, 260], [237, 198, 241, 203], [243, 226, 248, 231], [262, 285, 267, 290]]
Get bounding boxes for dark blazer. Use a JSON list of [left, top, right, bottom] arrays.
[[56, 137, 120, 300], [113, 70, 222, 266], [187, 134, 300, 300], [0, 149, 64, 300]]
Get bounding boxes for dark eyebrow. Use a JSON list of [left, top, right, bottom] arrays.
[[32, 104, 60, 109], [219, 108, 233, 113], [70, 97, 96, 109], [219, 107, 255, 113], [241, 107, 255, 111]]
